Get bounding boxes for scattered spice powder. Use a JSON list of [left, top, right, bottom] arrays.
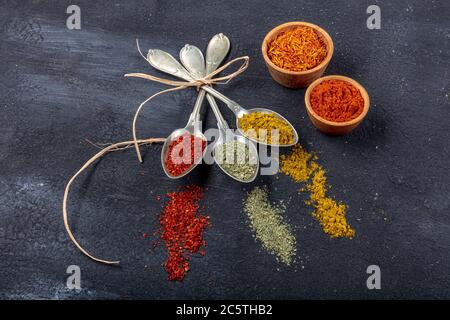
[[306, 169, 355, 238], [267, 26, 327, 72], [280, 144, 319, 183], [243, 186, 296, 265], [239, 112, 294, 145], [310, 79, 364, 122], [164, 133, 206, 176], [159, 185, 210, 281], [280, 145, 355, 238]]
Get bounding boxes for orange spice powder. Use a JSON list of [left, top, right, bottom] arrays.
[[267, 26, 327, 72], [310, 79, 364, 122]]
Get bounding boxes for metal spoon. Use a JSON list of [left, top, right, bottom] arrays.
[[146, 49, 299, 147], [201, 86, 299, 147], [158, 60, 207, 179], [180, 41, 259, 183]]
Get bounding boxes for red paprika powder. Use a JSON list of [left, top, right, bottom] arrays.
[[164, 133, 206, 176], [159, 185, 209, 281], [310, 79, 364, 122]]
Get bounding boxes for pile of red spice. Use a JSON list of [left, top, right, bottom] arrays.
[[159, 185, 210, 281], [310, 79, 364, 122], [164, 133, 206, 176]]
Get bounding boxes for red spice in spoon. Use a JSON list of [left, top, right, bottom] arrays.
[[164, 133, 206, 176]]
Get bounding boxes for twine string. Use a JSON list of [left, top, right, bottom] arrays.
[[63, 42, 249, 265], [125, 54, 249, 163], [63, 138, 165, 265]]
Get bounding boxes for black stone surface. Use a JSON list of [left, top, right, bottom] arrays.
[[0, 0, 449, 299]]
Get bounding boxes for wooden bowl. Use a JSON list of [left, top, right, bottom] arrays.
[[304, 75, 370, 135], [261, 21, 334, 88]]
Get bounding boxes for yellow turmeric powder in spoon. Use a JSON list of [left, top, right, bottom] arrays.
[[239, 112, 294, 145]]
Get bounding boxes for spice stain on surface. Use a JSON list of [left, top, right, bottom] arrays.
[[243, 186, 296, 265], [280, 145, 355, 238]]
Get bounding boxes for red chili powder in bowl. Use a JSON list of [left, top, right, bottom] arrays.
[[310, 79, 364, 122], [164, 133, 206, 176]]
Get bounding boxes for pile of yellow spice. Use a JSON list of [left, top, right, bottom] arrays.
[[280, 145, 355, 239]]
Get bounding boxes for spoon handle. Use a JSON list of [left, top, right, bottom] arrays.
[[147, 49, 193, 81], [187, 90, 206, 125], [202, 34, 245, 115], [204, 34, 231, 131], [179, 45, 207, 125], [201, 86, 245, 115], [206, 93, 229, 130], [180, 45, 206, 80], [205, 33, 230, 75], [146, 46, 245, 116]]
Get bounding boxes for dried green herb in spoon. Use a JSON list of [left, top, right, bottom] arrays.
[[215, 140, 258, 182]]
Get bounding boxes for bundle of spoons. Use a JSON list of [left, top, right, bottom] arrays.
[[128, 33, 299, 182]]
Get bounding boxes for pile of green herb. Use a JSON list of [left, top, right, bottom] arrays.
[[243, 186, 296, 265], [215, 140, 257, 181]]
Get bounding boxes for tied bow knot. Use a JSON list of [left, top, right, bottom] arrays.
[[124, 47, 249, 163], [62, 40, 250, 266], [124, 56, 249, 90]]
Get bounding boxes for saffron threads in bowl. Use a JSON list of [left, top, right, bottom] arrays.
[[158, 185, 210, 281], [267, 26, 327, 72], [164, 133, 206, 176], [239, 112, 295, 145], [310, 79, 364, 122]]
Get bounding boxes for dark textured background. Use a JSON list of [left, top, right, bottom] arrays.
[[0, 0, 449, 299]]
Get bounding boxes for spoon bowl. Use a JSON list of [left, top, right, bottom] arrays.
[[236, 107, 299, 147], [180, 38, 259, 183], [200, 86, 299, 147], [161, 128, 207, 179], [213, 132, 259, 183], [149, 48, 208, 178]]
